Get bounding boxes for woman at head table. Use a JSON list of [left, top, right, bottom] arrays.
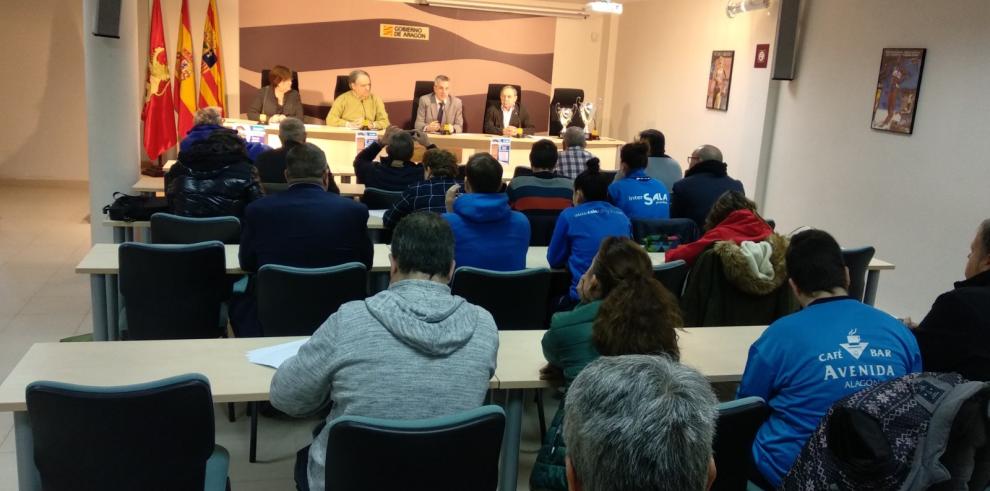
[[246, 65, 304, 124]]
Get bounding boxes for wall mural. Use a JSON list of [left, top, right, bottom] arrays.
[[239, 0, 556, 133]]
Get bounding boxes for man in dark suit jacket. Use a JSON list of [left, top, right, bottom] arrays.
[[232, 142, 373, 337], [254, 117, 340, 193], [670, 144, 745, 228], [483, 85, 535, 136]]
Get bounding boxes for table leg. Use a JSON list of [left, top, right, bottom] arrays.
[[112, 227, 124, 244], [15, 411, 41, 491], [125, 227, 134, 243], [106, 275, 120, 341], [499, 389, 523, 491], [864, 270, 880, 306], [90, 275, 109, 341]]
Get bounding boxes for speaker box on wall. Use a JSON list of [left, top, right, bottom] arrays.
[[93, 0, 122, 39], [772, 0, 800, 80]]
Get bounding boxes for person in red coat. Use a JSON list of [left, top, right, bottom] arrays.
[[665, 191, 772, 266]]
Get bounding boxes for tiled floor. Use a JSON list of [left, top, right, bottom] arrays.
[[0, 183, 547, 490]]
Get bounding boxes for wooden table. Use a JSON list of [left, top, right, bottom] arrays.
[[0, 326, 766, 491], [132, 177, 365, 198]]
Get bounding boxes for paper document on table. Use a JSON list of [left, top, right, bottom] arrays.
[[246, 339, 307, 369], [368, 209, 387, 218]]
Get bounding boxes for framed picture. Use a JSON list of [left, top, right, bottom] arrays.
[[706, 51, 735, 111], [871, 48, 926, 134]]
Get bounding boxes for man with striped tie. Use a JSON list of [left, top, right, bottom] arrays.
[[414, 75, 464, 134]]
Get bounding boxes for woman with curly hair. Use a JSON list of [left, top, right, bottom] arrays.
[[531, 236, 682, 491]]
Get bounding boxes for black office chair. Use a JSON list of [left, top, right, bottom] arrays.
[[547, 88, 584, 136], [711, 396, 770, 491], [150, 212, 241, 244], [653, 259, 689, 299], [324, 405, 504, 491], [361, 187, 404, 210], [632, 217, 701, 246], [601, 170, 617, 184], [523, 210, 561, 247], [409, 80, 435, 129], [451, 267, 552, 331], [842, 246, 876, 302], [26, 373, 230, 491], [333, 75, 350, 100], [260, 69, 299, 92], [119, 242, 229, 340]]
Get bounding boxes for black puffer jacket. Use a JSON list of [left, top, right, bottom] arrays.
[[166, 137, 264, 219]]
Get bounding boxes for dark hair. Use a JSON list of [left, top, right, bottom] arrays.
[[348, 69, 369, 85], [704, 191, 760, 231], [387, 131, 414, 162], [591, 237, 681, 359], [391, 212, 454, 278], [786, 229, 848, 294], [980, 219, 990, 258], [620, 142, 649, 170], [423, 148, 457, 178], [529, 139, 558, 170], [285, 142, 328, 180], [268, 65, 292, 87], [638, 129, 667, 157], [466, 153, 503, 193], [574, 158, 610, 202]]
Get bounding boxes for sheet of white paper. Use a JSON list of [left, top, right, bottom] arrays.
[[246, 339, 307, 369], [368, 209, 388, 218]]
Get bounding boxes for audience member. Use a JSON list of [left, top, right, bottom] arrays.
[[254, 118, 340, 194], [670, 144, 744, 228], [737, 229, 922, 488], [533, 236, 682, 490], [615, 129, 682, 189], [608, 142, 670, 220], [506, 139, 573, 212], [911, 218, 990, 380], [548, 158, 632, 309], [666, 191, 772, 266], [166, 130, 263, 219], [270, 212, 498, 491], [353, 126, 435, 191], [180, 106, 270, 161], [557, 127, 595, 179], [564, 355, 719, 491], [383, 148, 460, 229], [443, 153, 530, 271]]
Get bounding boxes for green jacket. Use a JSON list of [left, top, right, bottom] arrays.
[[532, 301, 602, 491]]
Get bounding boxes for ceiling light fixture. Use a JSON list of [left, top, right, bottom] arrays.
[[726, 0, 770, 18], [418, 0, 589, 19]]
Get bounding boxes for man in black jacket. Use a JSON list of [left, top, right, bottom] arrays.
[[353, 126, 435, 191], [254, 118, 340, 194], [911, 219, 990, 380], [165, 131, 264, 219], [670, 144, 744, 229]]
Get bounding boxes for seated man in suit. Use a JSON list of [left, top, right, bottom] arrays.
[[271, 212, 498, 491], [254, 118, 340, 194], [507, 139, 573, 212], [670, 144, 744, 228], [383, 148, 460, 229], [483, 85, 535, 136], [325, 69, 389, 129], [233, 142, 373, 337], [910, 218, 990, 380], [414, 74, 464, 134], [608, 142, 670, 220], [353, 127, 437, 192], [443, 152, 530, 271]]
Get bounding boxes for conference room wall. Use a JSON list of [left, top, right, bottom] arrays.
[[605, 0, 778, 194], [0, 1, 89, 181], [761, 0, 990, 319]]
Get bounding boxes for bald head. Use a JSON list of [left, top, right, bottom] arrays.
[[690, 145, 723, 168]]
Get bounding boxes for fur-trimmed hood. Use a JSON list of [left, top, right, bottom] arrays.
[[714, 233, 789, 295]]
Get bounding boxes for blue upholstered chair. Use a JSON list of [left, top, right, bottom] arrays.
[[842, 246, 876, 302], [150, 212, 241, 244], [653, 259, 689, 299], [711, 396, 770, 491]]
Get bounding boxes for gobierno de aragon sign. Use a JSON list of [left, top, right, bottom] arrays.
[[379, 24, 430, 41]]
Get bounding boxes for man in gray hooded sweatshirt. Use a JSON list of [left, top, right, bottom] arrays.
[[270, 211, 499, 491]]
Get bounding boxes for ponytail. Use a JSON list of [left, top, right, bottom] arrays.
[[593, 275, 682, 359], [574, 157, 609, 202]]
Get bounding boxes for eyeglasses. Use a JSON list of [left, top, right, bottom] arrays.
[[687, 155, 699, 162]]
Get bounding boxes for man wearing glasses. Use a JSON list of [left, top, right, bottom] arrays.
[[670, 144, 745, 228]]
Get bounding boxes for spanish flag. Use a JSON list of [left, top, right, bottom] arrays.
[[197, 0, 226, 116], [141, 0, 176, 160], [174, 0, 196, 138]]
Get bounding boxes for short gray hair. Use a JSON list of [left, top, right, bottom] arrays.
[[348, 69, 369, 85], [500, 85, 518, 96], [285, 142, 329, 180], [564, 355, 718, 491], [194, 107, 222, 126], [563, 126, 586, 148], [692, 144, 723, 163], [278, 117, 306, 145], [979, 219, 990, 257], [434, 74, 450, 84]]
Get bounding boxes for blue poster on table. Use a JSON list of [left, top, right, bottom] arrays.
[[489, 137, 511, 164]]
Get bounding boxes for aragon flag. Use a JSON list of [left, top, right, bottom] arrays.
[[141, 0, 177, 160], [197, 0, 226, 116], [174, 0, 196, 139]]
